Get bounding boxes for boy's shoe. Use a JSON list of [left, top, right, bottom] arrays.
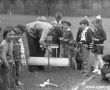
[[81, 71, 91, 77], [16, 80, 23, 86], [92, 69, 101, 75]]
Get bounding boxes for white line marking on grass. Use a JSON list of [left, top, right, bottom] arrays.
[[72, 75, 95, 90]]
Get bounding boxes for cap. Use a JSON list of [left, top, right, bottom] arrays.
[[61, 20, 71, 26], [36, 16, 47, 21], [96, 15, 102, 20]]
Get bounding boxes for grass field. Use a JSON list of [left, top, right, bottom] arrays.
[[0, 15, 110, 90]]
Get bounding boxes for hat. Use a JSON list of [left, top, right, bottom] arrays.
[[61, 20, 71, 26], [92, 15, 102, 24], [79, 18, 89, 26], [36, 16, 47, 21], [96, 15, 102, 20], [92, 18, 102, 24], [55, 12, 62, 18]]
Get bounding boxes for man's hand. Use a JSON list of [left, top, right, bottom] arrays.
[[39, 40, 46, 49]]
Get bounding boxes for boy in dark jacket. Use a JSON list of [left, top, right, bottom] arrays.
[[77, 18, 93, 76]]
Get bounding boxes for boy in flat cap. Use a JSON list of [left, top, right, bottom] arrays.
[[77, 18, 93, 76], [60, 21, 78, 69], [60, 21, 73, 58]]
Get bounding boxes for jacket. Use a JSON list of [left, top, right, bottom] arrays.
[[0, 40, 13, 71], [76, 27, 93, 44], [93, 28, 106, 44]]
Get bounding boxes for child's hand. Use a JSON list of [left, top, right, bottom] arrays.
[[60, 38, 64, 40], [21, 54, 26, 65], [92, 38, 99, 41], [64, 39, 68, 42]]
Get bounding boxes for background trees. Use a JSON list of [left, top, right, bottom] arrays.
[[0, 0, 110, 17]]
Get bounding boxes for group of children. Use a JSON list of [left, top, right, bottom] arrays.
[[0, 13, 110, 90], [51, 13, 110, 82], [0, 25, 26, 90]]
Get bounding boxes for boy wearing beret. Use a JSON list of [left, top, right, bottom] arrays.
[[92, 16, 107, 74]]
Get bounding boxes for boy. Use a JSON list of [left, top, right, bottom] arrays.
[[60, 21, 73, 57], [0, 26, 17, 90], [60, 21, 78, 69], [78, 18, 93, 76], [92, 16, 107, 74], [101, 55, 110, 81], [13, 24, 26, 85]]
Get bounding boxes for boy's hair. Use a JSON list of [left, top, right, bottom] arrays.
[[3, 26, 14, 39], [15, 24, 26, 33], [79, 18, 89, 26], [102, 54, 110, 64], [92, 18, 103, 29]]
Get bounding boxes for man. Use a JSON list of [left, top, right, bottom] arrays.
[[51, 13, 62, 57], [51, 12, 62, 26], [26, 16, 53, 70]]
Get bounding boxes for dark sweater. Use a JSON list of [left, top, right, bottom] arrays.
[[93, 28, 106, 44], [60, 30, 73, 44], [76, 27, 83, 43]]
